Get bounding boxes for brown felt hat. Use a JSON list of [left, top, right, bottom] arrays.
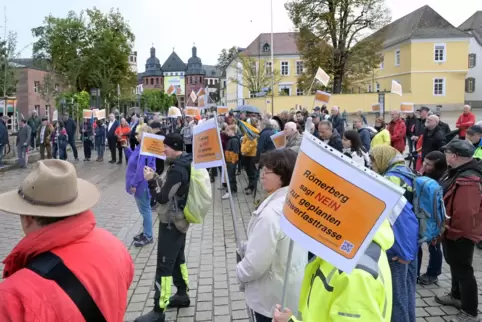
[[0, 160, 100, 217]]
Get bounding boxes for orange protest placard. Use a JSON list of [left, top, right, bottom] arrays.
[[193, 128, 222, 166], [140, 133, 166, 159], [314, 90, 331, 105], [94, 109, 106, 120], [400, 102, 414, 113], [283, 151, 386, 259], [83, 110, 93, 119], [270, 132, 287, 149], [185, 107, 200, 117], [217, 106, 229, 114], [371, 103, 381, 112]]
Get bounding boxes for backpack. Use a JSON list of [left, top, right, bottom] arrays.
[[386, 167, 446, 243], [183, 166, 212, 224]]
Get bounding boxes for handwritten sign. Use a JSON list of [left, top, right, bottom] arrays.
[[270, 131, 287, 149], [400, 102, 414, 113], [391, 80, 403, 96], [371, 103, 381, 112], [217, 106, 229, 114], [192, 118, 223, 169], [140, 132, 166, 159], [83, 110, 93, 119], [280, 133, 403, 273], [185, 107, 200, 118], [314, 90, 331, 105]]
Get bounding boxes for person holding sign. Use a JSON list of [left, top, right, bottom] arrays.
[[273, 219, 395, 322], [237, 149, 307, 322], [370, 145, 419, 322]]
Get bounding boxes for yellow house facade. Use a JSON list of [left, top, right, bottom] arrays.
[[354, 5, 470, 111]]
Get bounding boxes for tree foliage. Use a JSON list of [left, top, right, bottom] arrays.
[[32, 8, 136, 108], [229, 55, 282, 95], [140, 89, 176, 112], [55, 90, 90, 120], [216, 46, 239, 71], [0, 31, 18, 97], [286, 0, 390, 93]]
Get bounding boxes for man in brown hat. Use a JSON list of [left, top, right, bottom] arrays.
[[0, 159, 134, 321]]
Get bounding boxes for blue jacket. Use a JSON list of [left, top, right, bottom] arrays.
[[125, 145, 156, 198], [94, 125, 106, 146], [359, 128, 371, 152], [255, 128, 275, 162], [384, 165, 419, 262], [0, 119, 8, 146]]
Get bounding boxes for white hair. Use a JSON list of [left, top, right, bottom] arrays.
[[331, 106, 339, 112], [464, 104, 471, 110], [269, 119, 279, 131], [285, 121, 297, 131]]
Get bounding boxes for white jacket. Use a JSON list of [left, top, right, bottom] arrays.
[[236, 186, 307, 317]]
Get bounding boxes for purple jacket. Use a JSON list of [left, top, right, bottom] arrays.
[[125, 145, 156, 198]]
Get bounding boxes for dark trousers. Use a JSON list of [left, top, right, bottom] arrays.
[[39, 144, 52, 160], [227, 162, 237, 192], [185, 144, 192, 154], [67, 136, 78, 159], [83, 139, 92, 159], [243, 156, 257, 190], [108, 137, 117, 162], [255, 312, 271, 322], [406, 136, 414, 154], [443, 238, 478, 316], [130, 138, 137, 150], [116, 142, 125, 163], [30, 132, 36, 149], [417, 242, 442, 277], [153, 224, 188, 312]]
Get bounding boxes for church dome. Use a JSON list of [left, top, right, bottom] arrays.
[[186, 46, 206, 76], [144, 47, 163, 76]]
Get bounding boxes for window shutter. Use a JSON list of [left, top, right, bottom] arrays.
[[465, 78, 469, 92], [474, 54, 477, 67], [473, 78, 476, 93]]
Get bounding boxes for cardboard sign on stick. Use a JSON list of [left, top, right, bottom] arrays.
[[270, 131, 287, 149], [94, 109, 106, 120], [192, 118, 223, 169], [280, 133, 403, 273], [400, 102, 414, 113], [314, 90, 331, 105], [217, 106, 229, 114], [83, 110, 93, 119], [185, 107, 200, 118], [371, 103, 381, 112], [140, 133, 166, 160]]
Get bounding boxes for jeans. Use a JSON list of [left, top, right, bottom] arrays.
[[254, 312, 271, 322], [227, 162, 237, 192], [135, 189, 153, 239], [443, 238, 478, 316], [17, 145, 27, 167], [96, 143, 105, 158], [153, 223, 188, 312], [417, 242, 442, 277], [67, 136, 78, 159], [390, 259, 417, 322]]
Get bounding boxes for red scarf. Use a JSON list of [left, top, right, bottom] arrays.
[[3, 210, 96, 278]]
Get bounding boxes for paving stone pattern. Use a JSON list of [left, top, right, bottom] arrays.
[[0, 153, 481, 321]]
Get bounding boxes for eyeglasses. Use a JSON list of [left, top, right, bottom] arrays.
[[261, 168, 275, 175]]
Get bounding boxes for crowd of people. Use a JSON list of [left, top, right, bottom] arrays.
[[0, 103, 481, 322]]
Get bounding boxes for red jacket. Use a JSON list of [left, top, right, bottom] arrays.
[[456, 112, 475, 137], [0, 211, 134, 322], [442, 160, 482, 243], [388, 118, 407, 153]]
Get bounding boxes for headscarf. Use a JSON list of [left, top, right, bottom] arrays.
[[370, 145, 405, 175]]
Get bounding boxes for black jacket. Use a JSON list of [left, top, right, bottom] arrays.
[[329, 114, 344, 136], [0, 119, 8, 146], [106, 120, 119, 139], [328, 129, 344, 153], [405, 116, 417, 137], [422, 125, 447, 159], [438, 121, 451, 136], [413, 118, 426, 137], [255, 128, 275, 163], [64, 118, 77, 138]]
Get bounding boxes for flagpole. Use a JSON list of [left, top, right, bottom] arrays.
[[307, 78, 316, 95], [270, 0, 274, 115]]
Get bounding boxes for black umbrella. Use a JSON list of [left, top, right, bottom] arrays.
[[233, 105, 261, 114]]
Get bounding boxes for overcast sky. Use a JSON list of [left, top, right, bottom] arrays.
[[2, 0, 481, 71]]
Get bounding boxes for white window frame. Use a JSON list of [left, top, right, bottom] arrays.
[[434, 43, 446, 63], [279, 85, 291, 96], [280, 61, 289, 76], [394, 49, 400, 66], [34, 105, 40, 114], [433, 78, 446, 96], [367, 84, 372, 92], [265, 61, 273, 75], [295, 61, 304, 75], [296, 88, 304, 96], [34, 81, 40, 93]]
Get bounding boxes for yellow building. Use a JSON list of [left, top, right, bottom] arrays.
[[223, 32, 303, 110], [353, 5, 470, 111]]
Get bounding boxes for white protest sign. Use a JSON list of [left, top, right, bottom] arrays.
[[280, 133, 403, 273]]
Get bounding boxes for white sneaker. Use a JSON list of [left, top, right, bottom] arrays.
[[222, 192, 230, 200]]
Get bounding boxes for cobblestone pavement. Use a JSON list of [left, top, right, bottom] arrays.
[[0, 152, 481, 322]]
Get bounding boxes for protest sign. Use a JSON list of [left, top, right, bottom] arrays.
[[315, 67, 330, 86], [217, 106, 229, 114], [400, 102, 414, 113], [280, 133, 403, 273], [94, 109, 106, 120], [140, 132, 166, 159], [192, 118, 223, 169], [168, 106, 182, 118], [185, 107, 200, 118], [83, 110, 93, 119], [314, 90, 331, 105], [371, 103, 381, 112], [391, 80, 403, 96], [270, 131, 287, 149]]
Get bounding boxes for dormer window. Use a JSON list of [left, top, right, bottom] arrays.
[[262, 43, 270, 52]]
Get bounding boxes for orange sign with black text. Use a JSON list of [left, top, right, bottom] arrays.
[[283, 151, 386, 259], [192, 121, 223, 169]]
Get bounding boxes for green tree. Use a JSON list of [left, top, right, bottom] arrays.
[[216, 46, 239, 71], [55, 90, 90, 121], [32, 8, 136, 105], [285, 0, 390, 93], [38, 71, 59, 109], [0, 31, 18, 97], [229, 55, 282, 95], [140, 89, 176, 112]]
